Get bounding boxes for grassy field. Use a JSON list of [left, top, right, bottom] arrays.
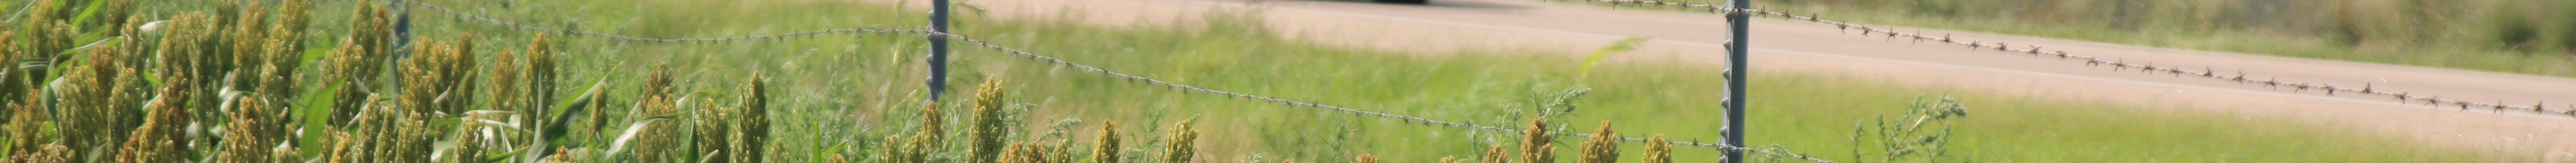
[[1602, 0, 2576, 77], [0, 0, 2518, 162]]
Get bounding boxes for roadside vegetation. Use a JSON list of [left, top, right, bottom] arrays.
[[0, 0, 2515, 162], [1622, 0, 2576, 77]]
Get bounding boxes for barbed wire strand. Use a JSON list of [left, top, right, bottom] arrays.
[[407, 1, 1846, 162], [1569, 0, 2576, 118]]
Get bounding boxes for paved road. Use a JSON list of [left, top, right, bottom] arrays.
[[901, 0, 2576, 158]]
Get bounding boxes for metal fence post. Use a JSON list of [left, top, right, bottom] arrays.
[[1723, 0, 1751, 162], [926, 0, 955, 102]]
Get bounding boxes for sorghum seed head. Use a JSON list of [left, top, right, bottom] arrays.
[[970, 77, 1010, 163], [1479, 145, 1510, 163], [1642, 135, 1672, 163], [1089, 122, 1121, 163], [1161, 120, 1198, 163], [1522, 118, 1553, 163], [1578, 121, 1618, 163]]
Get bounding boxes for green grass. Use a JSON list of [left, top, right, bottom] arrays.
[[1593, 0, 2576, 77], [0, 0, 2508, 162], [387, 0, 2509, 162]]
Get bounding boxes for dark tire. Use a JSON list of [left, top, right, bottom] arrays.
[[1375, 0, 1427, 4]]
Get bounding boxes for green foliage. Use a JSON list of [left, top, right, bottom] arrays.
[[1845, 95, 1969, 163], [1578, 37, 1650, 78]]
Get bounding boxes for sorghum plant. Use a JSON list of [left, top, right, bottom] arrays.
[[1522, 118, 1555, 163], [970, 78, 1011, 163], [1160, 120, 1198, 163], [1577, 121, 1618, 163], [1641, 135, 1672, 163]]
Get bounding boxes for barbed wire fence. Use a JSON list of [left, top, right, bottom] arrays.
[[1566, 0, 2576, 117], [407, 0, 1842, 162]]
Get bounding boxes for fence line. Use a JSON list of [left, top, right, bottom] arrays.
[[1567, 0, 2576, 118], [406, 1, 1842, 162]]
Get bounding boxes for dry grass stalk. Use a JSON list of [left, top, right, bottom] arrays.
[[1440, 156, 1460, 163], [1577, 121, 1618, 163], [970, 78, 1011, 163], [1641, 135, 1671, 163], [1090, 122, 1121, 163], [1161, 120, 1198, 163], [1522, 118, 1555, 163], [1355, 154, 1380, 163], [116, 80, 196, 163]]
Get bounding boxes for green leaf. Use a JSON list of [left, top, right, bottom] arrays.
[[1578, 37, 1651, 79], [297, 83, 340, 156], [601, 117, 672, 156], [67, 0, 108, 28], [549, 78, 609, 123], [304, 46, 336, 63], [57, 35, 118, 56]]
